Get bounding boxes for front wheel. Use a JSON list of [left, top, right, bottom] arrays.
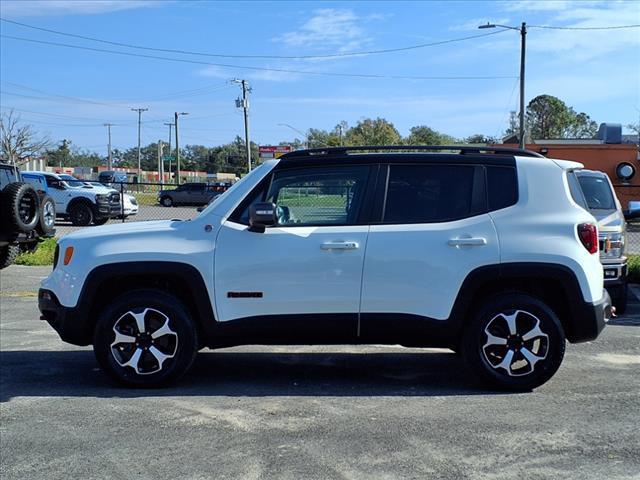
[[93, 290, 198, 387], [93, 217, 110, 226], [160, 196, 173, 207], [68, 202, 93, 226], [608, 283, 627, 316], [462, 293, 565, 391]]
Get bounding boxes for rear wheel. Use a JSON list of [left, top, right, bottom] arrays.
[[68, 202, 93, 226], [0, 244, 20, 269], [37, 194, 56, 235], [462, 293, 565, 391], [93, 290, 198, 387], [609, 283, 627, 316]]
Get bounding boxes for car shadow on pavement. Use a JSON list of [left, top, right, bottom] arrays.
[[0, 350, 512, 401]]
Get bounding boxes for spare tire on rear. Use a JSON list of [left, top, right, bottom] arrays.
[[1, 182, 40, 233], [36, 194, 56, 235]]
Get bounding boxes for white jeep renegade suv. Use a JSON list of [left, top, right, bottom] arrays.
[[38, 146, 612, 390]]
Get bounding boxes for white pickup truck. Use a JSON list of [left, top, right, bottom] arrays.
[[25, 172, 122, 226]]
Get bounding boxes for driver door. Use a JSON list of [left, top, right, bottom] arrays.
[[214, 165, 372, 338]]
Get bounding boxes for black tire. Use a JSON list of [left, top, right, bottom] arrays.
[[68, 201, 94, 226], [462, 293, 565, 391], [160, 196, 173, 207], [36, 194, 56, 235], [609, 283, 628, 316], [93, 216, 109, 226], [0, 182, 39, 233], [0, 244, 20, 269], [93, 289, 198, 387]]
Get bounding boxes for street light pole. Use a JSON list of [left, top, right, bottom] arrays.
[[174, 112, 188, 185], [479, 22, 527, 149], [278, 123, 308, 149]]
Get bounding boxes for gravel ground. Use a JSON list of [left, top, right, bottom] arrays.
[[1, 266, 639, 480]]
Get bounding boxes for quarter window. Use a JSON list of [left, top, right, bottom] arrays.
[[383, 165, 478, 223], [486, 166, 518, 211]]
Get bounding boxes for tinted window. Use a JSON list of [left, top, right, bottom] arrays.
[[383, 165, 477, 223], [266, 166, 369, 226], [567, 172, 587, 209], [577, 175, 615, 210], [487, 166, 518, 211]]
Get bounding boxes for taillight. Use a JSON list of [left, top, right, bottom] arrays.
[[578, 223, 598, 254]]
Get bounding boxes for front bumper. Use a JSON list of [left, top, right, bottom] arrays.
[[567, 289, 612, 343], [38, 289, 91, 346]]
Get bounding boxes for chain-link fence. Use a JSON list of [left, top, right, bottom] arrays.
[[54, 181, 229, 237], [615, 185, 640, 255]]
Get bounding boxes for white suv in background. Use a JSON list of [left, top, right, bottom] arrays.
[[38, 146, 612, 391]]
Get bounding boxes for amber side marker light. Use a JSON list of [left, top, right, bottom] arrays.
[[63, 246, 74, 265]]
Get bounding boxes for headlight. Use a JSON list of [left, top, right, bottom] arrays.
[[599, 232, 624, 258], [95, 193, 109, 201]]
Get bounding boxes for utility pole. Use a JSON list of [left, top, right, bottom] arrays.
[[174, 112, 188, 185], [478, 22, 526, 149], [338, 124, 344, 146], [103, 123, 113, 170], [233, 79, 252, 172], [131, 107, 148, 182], [518, 22, 527, 149], [164, 122, 174, 183]]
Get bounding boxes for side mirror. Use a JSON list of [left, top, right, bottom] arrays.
[[249, 202, 277, 233]]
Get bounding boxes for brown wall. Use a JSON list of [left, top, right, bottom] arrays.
[[505, 143, 639, 209]]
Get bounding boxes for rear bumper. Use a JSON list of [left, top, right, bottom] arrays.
[[567, 289, 612, 343], [38, 289, 91, 346]]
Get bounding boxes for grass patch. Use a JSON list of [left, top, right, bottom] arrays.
[[628, 254, 640, 284], [15, 237, 57, 266]]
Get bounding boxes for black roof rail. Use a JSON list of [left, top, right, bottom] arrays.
[[279, 145, 546, 159]]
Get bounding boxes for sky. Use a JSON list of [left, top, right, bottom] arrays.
[[0, 0, 639, 156]]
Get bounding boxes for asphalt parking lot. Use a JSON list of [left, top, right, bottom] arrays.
[[1, 266, 639, 480]]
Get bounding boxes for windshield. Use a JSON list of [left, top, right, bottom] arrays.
[[59, 174, 87, 188], [577, 175, 616, 210]]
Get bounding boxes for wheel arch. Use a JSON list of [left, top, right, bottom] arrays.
[[75, 262, 216, 345], [450, 262, 595, 343]]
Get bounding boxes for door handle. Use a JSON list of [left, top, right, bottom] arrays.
[[321, 241, 359, 250], [448, 237, 487, 247]]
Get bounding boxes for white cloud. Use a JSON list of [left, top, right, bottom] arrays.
[[504, 0, 576, 12], [198, 65, 301, 83], [0, 0, 160, 17], [273, 8, 385, 53]]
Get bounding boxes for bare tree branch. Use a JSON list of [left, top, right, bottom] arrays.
[[1, 109, 51, 165]]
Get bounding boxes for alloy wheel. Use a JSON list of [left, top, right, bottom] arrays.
[[110, 308, 179, 375], [481, 310, 549, 377]]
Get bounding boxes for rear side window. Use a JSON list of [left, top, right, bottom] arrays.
[[486, 166, 518, 211], [383, 164, 479, 223], [576, 175, 616, 210]]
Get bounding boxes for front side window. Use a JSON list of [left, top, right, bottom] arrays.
[[232, 165, 369, 226], [383, 164, 479, 224]]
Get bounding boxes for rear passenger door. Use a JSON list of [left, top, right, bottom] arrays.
[[360, 163, 504, 325]]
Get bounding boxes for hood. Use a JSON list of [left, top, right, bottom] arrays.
[[62, 219, 183, 241]]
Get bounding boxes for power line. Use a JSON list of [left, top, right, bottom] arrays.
[[0, 34, 518, 81], [529, 24, 640, 30], [0, 16, 512, 59]]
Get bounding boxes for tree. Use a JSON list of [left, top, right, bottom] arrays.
[[526, 95, 598, 139], [345, 117, 401, 146], [464, 134, 498, 145], [1, 110, 50, 164], [405, 125, 456, 145]]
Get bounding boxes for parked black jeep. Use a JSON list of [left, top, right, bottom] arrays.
[[0, 162, 55, 269]]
